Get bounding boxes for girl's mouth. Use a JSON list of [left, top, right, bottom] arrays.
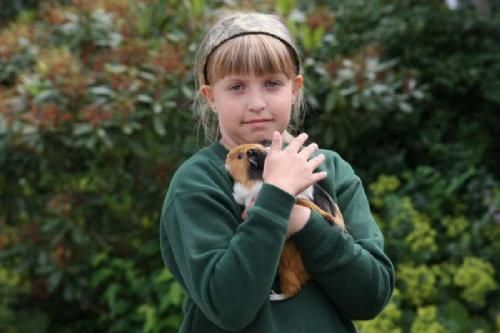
[[244, 119, 273, 124]]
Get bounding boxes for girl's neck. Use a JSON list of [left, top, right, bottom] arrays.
[[219, 137, 234, 150]]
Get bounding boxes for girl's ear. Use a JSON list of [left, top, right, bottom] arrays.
[[292, 75, 304, 96], [200, 85, 215, 106]]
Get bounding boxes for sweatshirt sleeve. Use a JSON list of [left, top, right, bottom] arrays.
[[290, 152, 395, 320], [161, 163, 295, 331]]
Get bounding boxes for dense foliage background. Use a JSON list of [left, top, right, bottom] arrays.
[[1, 0, 499, 332]]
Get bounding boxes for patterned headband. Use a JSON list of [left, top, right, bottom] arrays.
[[199, 13, 301, 84]]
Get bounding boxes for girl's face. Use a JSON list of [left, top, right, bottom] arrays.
[[201, 73, 303, 149]]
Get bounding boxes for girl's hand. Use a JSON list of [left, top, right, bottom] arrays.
[[263, 131, 327, 196], [287, 204, 311, 238], [241, 198, 256, 220]]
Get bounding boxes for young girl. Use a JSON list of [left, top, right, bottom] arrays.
[[160, 12, 394, 333]]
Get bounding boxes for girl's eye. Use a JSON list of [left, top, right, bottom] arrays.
[[229, 84, 244, 92], [265, 80, 282, 88]]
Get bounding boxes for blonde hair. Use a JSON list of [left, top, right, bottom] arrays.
[[193, 13, 305, 143]]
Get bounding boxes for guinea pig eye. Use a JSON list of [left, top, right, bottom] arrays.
[[237, 152, 244, 160]]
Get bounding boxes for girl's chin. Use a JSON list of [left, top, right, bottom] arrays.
[[248, 132, 274, 143], [221, 129, 285, 147]]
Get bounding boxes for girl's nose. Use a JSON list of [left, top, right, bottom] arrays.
[[248, 90, 265, 112]]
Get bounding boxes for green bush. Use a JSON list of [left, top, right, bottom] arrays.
[[1, 0, 498, 332], [0, 1, 199, 331], [360, 171, 499, 332]]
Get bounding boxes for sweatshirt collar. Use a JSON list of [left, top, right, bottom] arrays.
[[211, 142, 229, 160]]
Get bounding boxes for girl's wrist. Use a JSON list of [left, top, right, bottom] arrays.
[[263, 179, 295, 196], [287, 205, 311, 238]]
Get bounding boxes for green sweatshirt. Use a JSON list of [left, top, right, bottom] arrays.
[[160, 142, 394, 333]]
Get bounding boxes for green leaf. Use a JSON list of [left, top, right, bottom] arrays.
[[91, 268, 114, 288], [47, 270, 63, 293], [89, 86, 115, 98], [167, 282, 184, 305], [153, 116, 166, 136], [73, 123, 94, 136], [325, 91, 337, 112], [97, 128, 113, 148]]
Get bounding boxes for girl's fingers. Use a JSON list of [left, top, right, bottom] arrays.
[[269, 131, 282, 154], [308, 153, 325, 170], [311, 171, 328, 183], [285, 133, 308, 153], [264, 132, 326, 195], [248, 197, 256, 208], [299, 142, 318, 158]]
